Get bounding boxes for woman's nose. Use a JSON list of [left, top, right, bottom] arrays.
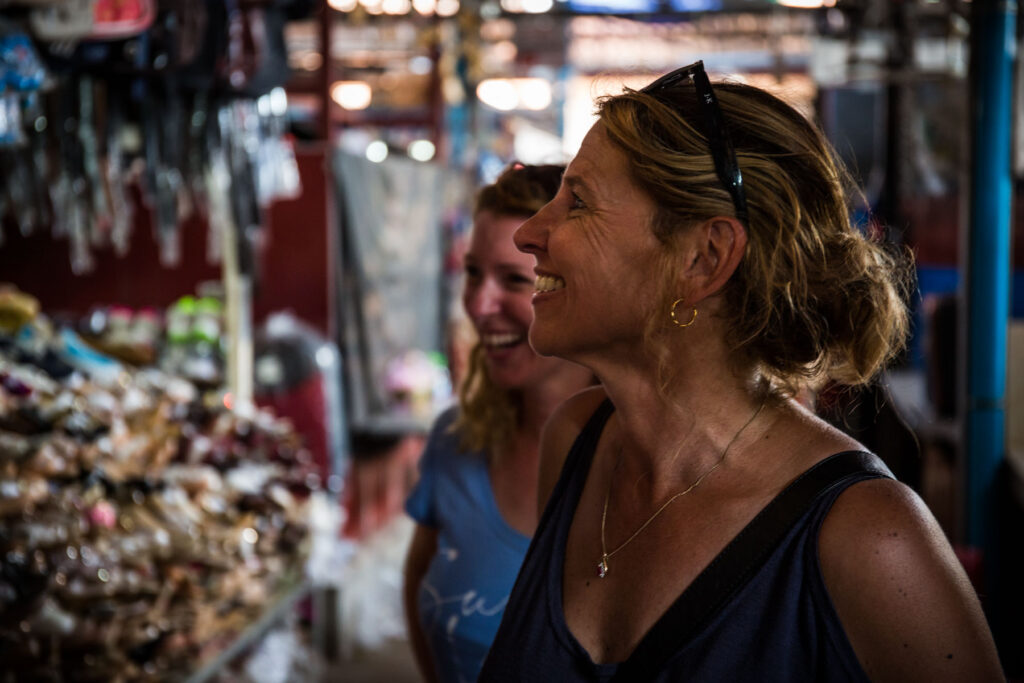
[[465, 279, 502, 318], [514, 207, 548, 255]]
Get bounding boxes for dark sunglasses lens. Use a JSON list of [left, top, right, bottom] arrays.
[[643, 64, 747, 225]]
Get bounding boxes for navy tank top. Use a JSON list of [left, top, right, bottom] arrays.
[[480, 399, 892, 682]]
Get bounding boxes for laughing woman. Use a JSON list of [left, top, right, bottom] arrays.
[[403, 164, 593, 683], [480, 66, 1003, 681]]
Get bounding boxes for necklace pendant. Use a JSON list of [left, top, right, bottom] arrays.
[[597, 558, 608, 578]]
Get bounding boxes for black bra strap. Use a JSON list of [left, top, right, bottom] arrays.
[[612, 450, 892, 682]]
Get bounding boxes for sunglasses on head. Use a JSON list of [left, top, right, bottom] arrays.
[[640, 60, 748, 227]]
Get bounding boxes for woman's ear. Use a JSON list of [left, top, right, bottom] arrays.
[[680, 216, 747, 304]]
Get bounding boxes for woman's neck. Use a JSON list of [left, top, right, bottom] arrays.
[[517, 366, 593, 438], [591, 339, 770, 492]]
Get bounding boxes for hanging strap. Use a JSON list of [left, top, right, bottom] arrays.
[[612, 450, 892, 682]]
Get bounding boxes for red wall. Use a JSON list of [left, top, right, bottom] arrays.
[[257, 145, 332, 335], [0, 145, 331, 335]]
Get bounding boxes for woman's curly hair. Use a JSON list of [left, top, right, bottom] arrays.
[[597, 81, 913, 396], [452, 163, 566, 455]]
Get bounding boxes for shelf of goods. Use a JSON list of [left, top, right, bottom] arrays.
[[0, 316, 321, 681]]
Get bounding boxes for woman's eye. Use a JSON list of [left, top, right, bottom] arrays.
[[464, 265, 481, 281], [507, 274, 534, 288]]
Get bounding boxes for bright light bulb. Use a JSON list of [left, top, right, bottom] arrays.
[[366, 140, 389, 163], [436, 0, 459, 16], [408, 139, 436, 162], [413, 0, 436, 14], [382, 0, 411, 14], [329, 0, 358, 9], [491, 40, 517, 63], [477, 79, 518, 111], [521, 0, 552, 12], [776, 0, 835, 7], [270, 87, 288, 116], [299, 51, 323, 71], [517, 78, 552, 110], [330, 81, 373, 110], [257, 94, 272, 117], [409, 55, 433, 74]]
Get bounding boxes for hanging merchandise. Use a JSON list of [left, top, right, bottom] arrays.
[[27, 0, 93, 43], [89, 0, 157, 40], [0, 2, 306, 273], [333, 152, 450, 432], [50, 76, 97, 274], [77, 76, 113, 248], [220, 0, 292, 99], [104, 84, 136, 256], [0, 23, 49, 244], [256, 88, 302, 206]]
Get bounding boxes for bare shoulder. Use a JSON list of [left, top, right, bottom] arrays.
[[819, 478, 1003, 682], [536, 386, 608, 517]]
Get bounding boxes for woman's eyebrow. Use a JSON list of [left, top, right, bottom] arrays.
[[563, 174, 589, 195]]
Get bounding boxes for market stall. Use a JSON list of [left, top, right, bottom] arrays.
[[0, 288, 323, 680], [0, 2, 347, 680]]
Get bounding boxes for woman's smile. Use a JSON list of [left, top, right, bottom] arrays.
[[534, 274, 566, 295]]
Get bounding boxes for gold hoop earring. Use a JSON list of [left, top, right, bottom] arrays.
[[669, 299, 698, 328]]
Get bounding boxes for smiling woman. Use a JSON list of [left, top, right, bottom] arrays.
[[481, 66, 1003, 682], [402, 164, 593, 683]]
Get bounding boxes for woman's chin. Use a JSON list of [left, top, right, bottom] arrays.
[[525, 330, 563, 360]]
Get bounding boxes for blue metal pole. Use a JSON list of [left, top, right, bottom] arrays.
[[966, 0, 1016, 559]]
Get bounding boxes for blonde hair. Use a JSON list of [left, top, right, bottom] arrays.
[[597, 82, 912, 396], [452, 163, 565, 454]]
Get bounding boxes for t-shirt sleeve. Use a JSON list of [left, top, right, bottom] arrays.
[[404, 409, 457, 527]]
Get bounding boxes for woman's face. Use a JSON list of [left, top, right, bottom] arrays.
[[463, 210, 571, 390], [514, 123, 666, 363]]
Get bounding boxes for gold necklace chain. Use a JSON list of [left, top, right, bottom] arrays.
[[597, 400, 766, 579]]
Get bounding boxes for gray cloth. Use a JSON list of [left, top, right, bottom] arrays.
[[332, 151, 445, 433]]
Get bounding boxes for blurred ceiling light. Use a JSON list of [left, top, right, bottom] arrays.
[[408, 139, 436, 162], [518, 78, 552, 110], [359, 0, 384, 13], [521, 0, 554, 12], [270, 87, 289, 116], [328, 0, 358, 9], [383, 0, 412, 14], [257, 94, 272, 117], [776, 0, 835, 7], [477, 79, 519, 111], [481, 18, 516, 41], [413, 0, 436, 13], [436, 0, 460, 16], [409, 55, 434, 74], [490, 40, 518, 63], [366, 141, 389, 163], [331, 81, 373, 110], [298, 51, 323, 71], [501, 0, 553, 11], [477, 77, 552, 111]]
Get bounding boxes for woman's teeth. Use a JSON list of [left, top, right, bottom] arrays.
[[534, 275, 565, 293], [483, 333, 523, 349]]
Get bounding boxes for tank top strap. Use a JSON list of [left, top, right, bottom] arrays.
[[537, 398, 615, 529], [613, 450, 893, 681]]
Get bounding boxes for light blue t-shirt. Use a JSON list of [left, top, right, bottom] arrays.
[[405, 408, 531, 683]]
